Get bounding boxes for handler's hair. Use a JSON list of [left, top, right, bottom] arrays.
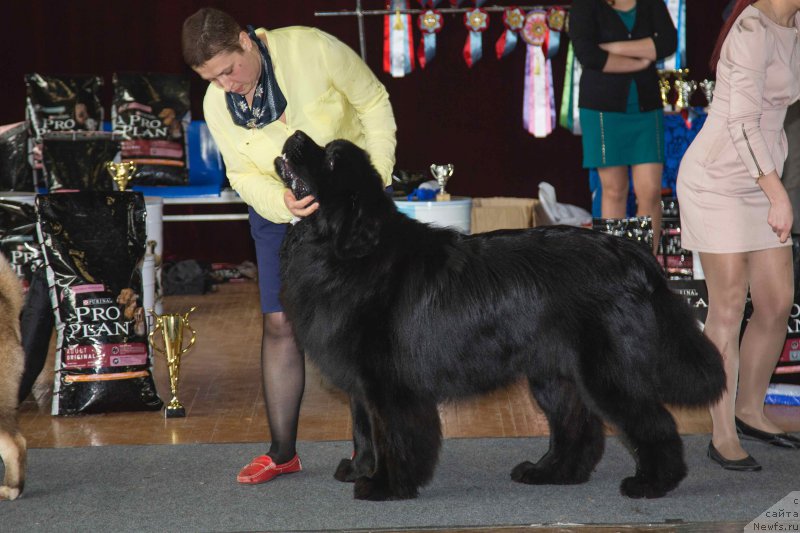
[[182, 7, 243, 67], [709, 0, 756, 71]]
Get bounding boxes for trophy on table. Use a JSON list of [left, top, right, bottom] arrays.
[[105, 160, 137, 192], [430, 163, 454, 201], [672, 68, 693, 111], [148, 307, 197, 418], [657, 70, 672, 110], [699, 79, 716, 108]]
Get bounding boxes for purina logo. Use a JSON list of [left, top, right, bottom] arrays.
[[745, 492, 800, 531]]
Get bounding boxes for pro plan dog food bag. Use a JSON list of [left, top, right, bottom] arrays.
[[41, 132, 120, 191], [25, 74, 104, 189], [112, 73, 190, 186], [0, 199, 39, 293], [0, 122, 34, 191], [36, 191, 163, 415]]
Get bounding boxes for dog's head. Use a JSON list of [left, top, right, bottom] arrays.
[[275, 130, 391, 258]]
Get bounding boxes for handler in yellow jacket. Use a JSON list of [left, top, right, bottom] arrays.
[[182, 7, 397, 484]]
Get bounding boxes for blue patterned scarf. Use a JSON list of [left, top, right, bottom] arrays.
[[225, 26, 287, 129]]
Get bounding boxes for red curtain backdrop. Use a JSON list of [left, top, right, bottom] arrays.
[[0, 0, 729, 211]]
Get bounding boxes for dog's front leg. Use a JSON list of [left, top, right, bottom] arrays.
[[353, 390, 441, 501], [0, 428, 26, 500], [334, 395, 375, 482]]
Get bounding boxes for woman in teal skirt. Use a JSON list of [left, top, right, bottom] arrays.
[[569, 0, 677, 252]]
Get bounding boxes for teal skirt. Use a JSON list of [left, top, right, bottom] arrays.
[[580, 107, 664, 168]]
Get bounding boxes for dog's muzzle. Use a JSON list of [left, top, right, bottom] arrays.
[[276, 153, 311, 200]]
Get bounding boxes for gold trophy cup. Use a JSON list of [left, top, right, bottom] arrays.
[[430, 163, 454, 202], [106, 160, 138, 191], [148, 307, 197, 418]]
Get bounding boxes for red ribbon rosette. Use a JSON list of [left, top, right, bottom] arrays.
[[496, 7, 525, 59], [463, 8, 489, 68], [417, 9, 444, 68]]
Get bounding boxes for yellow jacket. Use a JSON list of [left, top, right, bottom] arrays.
[[203, 26, 397, 223]]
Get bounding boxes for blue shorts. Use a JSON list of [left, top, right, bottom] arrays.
[[249, 207, 288, 313]]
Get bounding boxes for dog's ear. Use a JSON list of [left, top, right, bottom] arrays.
[[321, 193, 380, 259]]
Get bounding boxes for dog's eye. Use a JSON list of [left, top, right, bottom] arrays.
[[327, 155, 336, 171]]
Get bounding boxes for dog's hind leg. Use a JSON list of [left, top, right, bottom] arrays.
[[353, 393, 441, 501], [0, 422, 26, 501], [335, 395, 375, 482], [512, 377, 605, 485], [585, 379, 686, 498]]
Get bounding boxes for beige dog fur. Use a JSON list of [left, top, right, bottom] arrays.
[[0, 253, 26, 500]]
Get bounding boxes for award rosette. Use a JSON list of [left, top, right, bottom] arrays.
[[495, 7, 525, 59], [545, 7, 566, 59], [383, 0, 416, 78], [417, 9, 443, 68], [463, 8, 489, 68], [522, 10, 555, 138]]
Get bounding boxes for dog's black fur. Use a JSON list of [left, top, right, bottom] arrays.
[[276, 131, 726, 501]]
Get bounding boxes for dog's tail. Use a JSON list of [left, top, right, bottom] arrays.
[[651, 282, 726, 407]]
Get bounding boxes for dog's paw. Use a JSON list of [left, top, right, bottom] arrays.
[[619, 476, 668, 499], [0, 486, 20, 501], [334, 458, 357, 482], [511, 460, 590, 485], [353, 476, 417, 501]]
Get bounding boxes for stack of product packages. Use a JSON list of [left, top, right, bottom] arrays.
[[0, 71, 192, 414]]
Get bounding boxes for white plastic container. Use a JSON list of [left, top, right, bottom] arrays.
[[394, 197, 472, 233]]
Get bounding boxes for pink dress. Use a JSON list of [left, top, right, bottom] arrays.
[[677, 6, 800, 253]]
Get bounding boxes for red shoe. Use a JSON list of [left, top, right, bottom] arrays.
[[237, 454, 302, 484]]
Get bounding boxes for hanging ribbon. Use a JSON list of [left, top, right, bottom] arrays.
[[558, 41, 583, 135], [383, 0, 415, 78], [463, 8, 489, 68], [417, 9, 443, 68], [495, 7, 525, 59], [659, 0, 685, 71], [418, 0, 442, 6], [521, 10, 554, 138], [546, 7, 566, 59]]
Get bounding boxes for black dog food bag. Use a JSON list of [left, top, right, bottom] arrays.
[[0, 122, 34, 191], [112, 73, 190, 186], [42, 132, 120, 191], [36, 191, 163, 415], [25, 74, 104, 188], [0, 199, 56, 402]]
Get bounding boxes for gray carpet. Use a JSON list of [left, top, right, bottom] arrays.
[[1, 435, 797, 532]]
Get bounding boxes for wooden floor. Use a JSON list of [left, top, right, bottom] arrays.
[[16, 281, 800, 531]]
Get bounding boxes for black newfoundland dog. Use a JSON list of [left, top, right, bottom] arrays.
[[276, 131, 725, 501]]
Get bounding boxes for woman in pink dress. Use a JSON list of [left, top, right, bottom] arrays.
[[677, 0, 800, 471]]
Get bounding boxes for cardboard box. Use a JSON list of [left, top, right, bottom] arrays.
[[470, 197, 552, 234]]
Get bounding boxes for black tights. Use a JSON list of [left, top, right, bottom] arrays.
[[262, 312, 305, 464]]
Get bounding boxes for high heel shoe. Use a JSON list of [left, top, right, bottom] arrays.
[[707, 441, 762, 471], [735, 417, 800, 449]]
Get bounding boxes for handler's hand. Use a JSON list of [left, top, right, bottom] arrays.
[[768, 196, 793, 243], [284, 189, 319, 218]]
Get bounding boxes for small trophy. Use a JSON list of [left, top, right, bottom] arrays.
[[148, 307, 197, 418], [672, 68, 692, 111], [657, 70, 672, 110], [699, 79, 716, 108], [105, 160, 137, 191], [430, 163, 454, 201], [676, 79, 698, 112]]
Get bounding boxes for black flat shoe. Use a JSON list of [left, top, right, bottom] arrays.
[[707, 441, 762, 471], [735, 417, 800, 449]]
